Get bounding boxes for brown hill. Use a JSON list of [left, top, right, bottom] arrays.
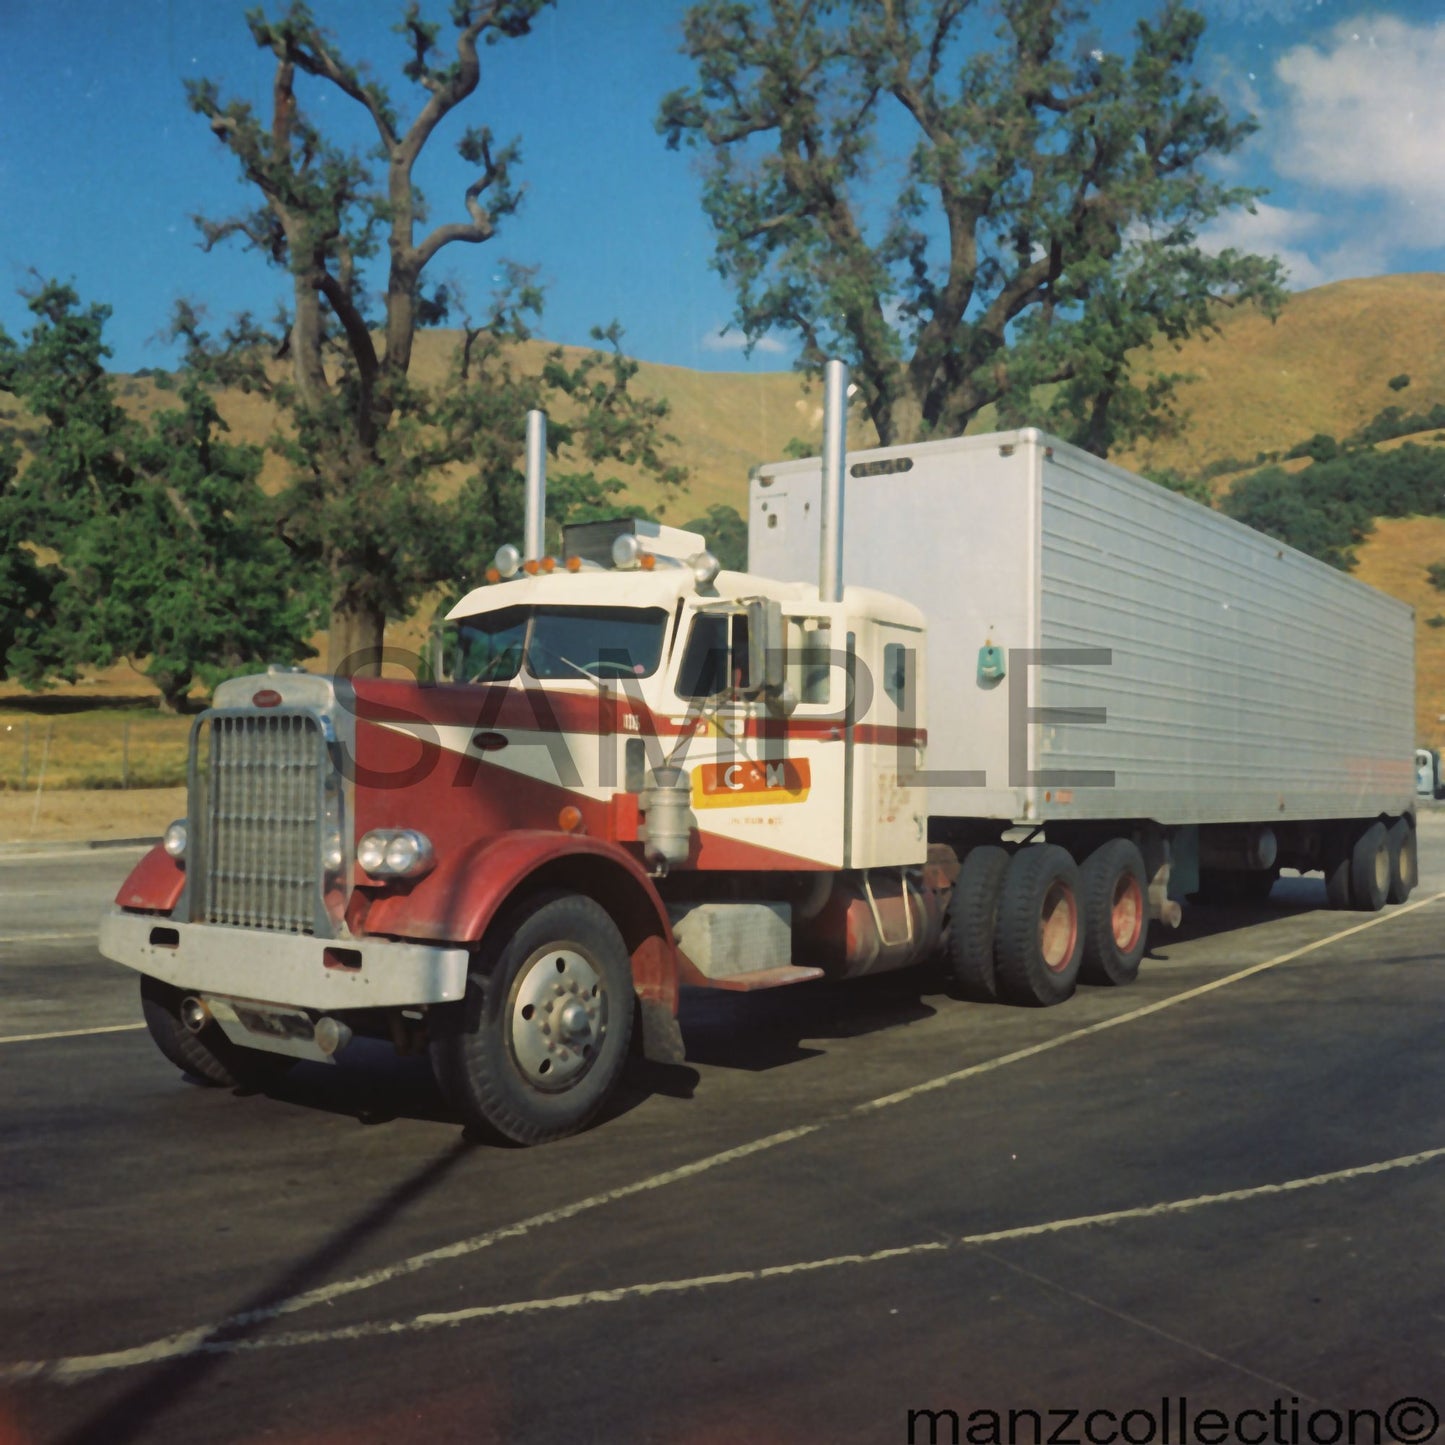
[[14, 273, 1445, 742]]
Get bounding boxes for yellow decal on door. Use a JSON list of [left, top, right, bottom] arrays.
[[691, 758, 811, 808]]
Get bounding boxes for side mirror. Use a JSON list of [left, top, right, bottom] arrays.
[[745, 598, 786, 696]]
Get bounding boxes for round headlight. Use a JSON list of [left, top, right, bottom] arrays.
[[162, 819, 188, 860], [357, 831, 389, 874], [323, 830, 345, 873], [383, 830, 433, 878], [493, 543, 521, 580]]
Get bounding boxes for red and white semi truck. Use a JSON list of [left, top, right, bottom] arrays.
[[101, 366, 1417, 1143]]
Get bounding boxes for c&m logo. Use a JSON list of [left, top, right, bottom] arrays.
[[691, 759, 811, 809]]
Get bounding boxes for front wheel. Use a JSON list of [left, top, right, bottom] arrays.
[[430, 893, 635, 1145]]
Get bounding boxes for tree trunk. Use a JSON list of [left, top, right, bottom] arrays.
[[153, 670, 193, 715], [327, 599, 386, 678]]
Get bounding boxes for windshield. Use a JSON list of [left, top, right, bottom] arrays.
[[442, 605, 670, 684]]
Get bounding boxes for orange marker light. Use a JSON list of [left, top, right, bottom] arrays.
[[541, 556, 557, 573], [566, 555, 583, 572], [485, 566, 501, 584], [523, 559, 540, 576], [639, 553, 656, 571], [557, 805, 584, 833]]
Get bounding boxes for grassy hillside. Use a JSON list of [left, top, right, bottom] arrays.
[[11, 273, 1445, 745], [1117, 273, 1445, 480]]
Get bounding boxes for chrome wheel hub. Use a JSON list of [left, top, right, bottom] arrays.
[[510, 947, 608, 1091]]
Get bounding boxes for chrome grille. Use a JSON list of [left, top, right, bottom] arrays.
[[200, 712, 329, 934]]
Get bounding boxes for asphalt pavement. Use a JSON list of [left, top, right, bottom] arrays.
[[1, 828, 1442, 1445]]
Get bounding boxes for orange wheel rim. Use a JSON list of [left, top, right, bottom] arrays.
[[1111, 874, 1144, 952], [1040, 881, 1078, 972]]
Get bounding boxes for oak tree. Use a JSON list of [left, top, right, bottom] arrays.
[[660, 0, 1286, 453], [0, 283, 317, 709], [188, 2, 683, 674]]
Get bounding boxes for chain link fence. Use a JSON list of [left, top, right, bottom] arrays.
[[0, 713, 192, 792]]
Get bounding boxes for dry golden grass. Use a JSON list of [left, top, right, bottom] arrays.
[[9, 272, 1445, 751], [0, 699, 192, 791], [1352, 515, 1445, 746], [1118, 274, 1445, 478]]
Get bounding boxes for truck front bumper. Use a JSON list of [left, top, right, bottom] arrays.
[[99, 911, 471, 1011]]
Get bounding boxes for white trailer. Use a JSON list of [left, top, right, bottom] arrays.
[[749, 427, 1414, 829]]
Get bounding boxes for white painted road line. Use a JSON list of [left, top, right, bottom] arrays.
[[0, 930, 99, 946], [0, 1023, 145, 1046], [7, 1145, 1442, 1385]]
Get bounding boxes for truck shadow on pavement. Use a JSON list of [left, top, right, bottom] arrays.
[[53, 1137, 476, 1445]]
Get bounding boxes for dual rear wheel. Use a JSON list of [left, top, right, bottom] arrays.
[[947, 838, 1148, 1007]]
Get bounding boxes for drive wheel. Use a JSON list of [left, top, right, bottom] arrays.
[[1386, 817, 1416, 904], [1350, 821, 1390, 913], [430, 893, 634, 1145], [1078, 839, 1147, 987], [995, 845, 1083, 1007], [946, 846, 1010, 1001], [139, 975, 292, 1090]]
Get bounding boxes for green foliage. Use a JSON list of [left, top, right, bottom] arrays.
[[682, 503, 748, 572], [1348, 401, 1445, 448], [1285, 433, 1339, 464], [187, 1, 684, 670], [1223, 444, 1445, 570], [660, 0, 1285, 454], [1141, 467, 1213, 506], [1388, 373, 1411, 392], [1427, 615, 1445, 629], [0, 283, 319, 708], [1427, 562, 1445, 594]]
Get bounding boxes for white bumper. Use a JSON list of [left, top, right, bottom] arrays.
[[98, 911, 470, 1011]]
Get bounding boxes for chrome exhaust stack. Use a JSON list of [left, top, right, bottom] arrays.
[[180, 995, 211, 1035], [524, 408, 547, 563], [819, 359, 848, 603]]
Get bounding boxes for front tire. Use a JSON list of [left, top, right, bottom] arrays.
[[430, 893, 635, 1146], [994, 845, 1083, 1007]]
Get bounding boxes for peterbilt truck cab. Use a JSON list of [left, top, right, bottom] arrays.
[[100, 515, 938, 1144]]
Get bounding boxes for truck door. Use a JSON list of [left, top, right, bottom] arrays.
[[666, 603, 846, 869], [847, 618, 928, 869]]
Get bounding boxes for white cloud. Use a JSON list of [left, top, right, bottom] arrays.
[[1197, 200, 1388, 289], [700, 326, 787, 354], [1273, 15, 1445, 243]]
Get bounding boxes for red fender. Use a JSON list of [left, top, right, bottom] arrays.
[[114, 844, 185, 912], [361, 831, 682, 1057]]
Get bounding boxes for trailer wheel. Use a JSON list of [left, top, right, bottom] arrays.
[[1323, 828, 1353, 911], [139, 975, 292, 1090], [1078, 839, 1147, 987], [1349, 822, 1390, 913], [1386, 817, 1416, 904], [994, 845, 1083, 1007], [430, 893, 634, 1145], [946, 846, 1011, 1001]]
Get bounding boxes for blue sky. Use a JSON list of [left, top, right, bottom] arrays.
[[1, 0, 1441, 375]]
